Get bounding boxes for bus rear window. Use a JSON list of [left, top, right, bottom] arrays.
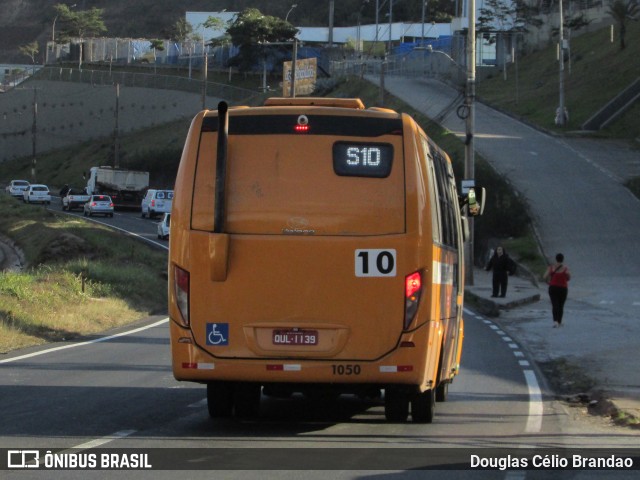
[[191, 124, 406, 236]]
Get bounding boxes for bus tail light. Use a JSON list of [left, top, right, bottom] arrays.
[[404, 271, 422, 330], [174, 265, 190, 326]]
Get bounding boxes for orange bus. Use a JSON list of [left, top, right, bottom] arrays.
[[169, 97, 482, 423]]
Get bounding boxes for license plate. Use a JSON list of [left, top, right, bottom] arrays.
[[273, 329, 318, 346]]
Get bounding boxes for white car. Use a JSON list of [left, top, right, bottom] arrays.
[[83, 195, 115, 217], [157, 212, 170, 240], [141, 189, 173, 219], [22, 184, 51, 204], [6, 180, 30, 198]]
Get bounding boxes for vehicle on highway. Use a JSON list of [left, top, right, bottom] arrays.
[[22, 184, 51, 204], [83, 195, 114, 217], [6, 180, 30, 198], [85, 166, 149, 210], [169, 98, 484, 423], [141, 189, 174, 219], [62, 188, 91, 211], [157, 212, 170, 240]]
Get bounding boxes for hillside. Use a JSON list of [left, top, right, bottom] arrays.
[[476, 20, 640, 139]]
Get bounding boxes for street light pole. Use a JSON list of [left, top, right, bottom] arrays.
[[557, 0, 567, 126], [285, 4, 297, 22], [465, 0, 477, 285], [388, 0, 393, 53]]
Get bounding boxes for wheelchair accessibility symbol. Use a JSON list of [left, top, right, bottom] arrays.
[[206, 323, 229, 346]]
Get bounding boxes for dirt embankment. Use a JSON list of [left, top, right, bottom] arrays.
[[0, 233, 25, 271]]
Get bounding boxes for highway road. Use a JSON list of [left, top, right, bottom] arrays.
[[1, 201, 638, 478]]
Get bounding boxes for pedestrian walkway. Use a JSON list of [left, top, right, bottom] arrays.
[[465, 268, 540, 318]]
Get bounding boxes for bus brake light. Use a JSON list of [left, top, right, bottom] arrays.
[[174, 265, 190, 325], [404, 271, 422, 330]]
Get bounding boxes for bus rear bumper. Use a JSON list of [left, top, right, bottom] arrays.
[[171, 321, 439, 390]]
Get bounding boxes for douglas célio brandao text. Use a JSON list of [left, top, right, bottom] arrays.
[[470, 454, 635, 470]]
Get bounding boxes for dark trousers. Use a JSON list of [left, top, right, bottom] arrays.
[[492, 272, 508, 297], [549, 286, 568, 324]]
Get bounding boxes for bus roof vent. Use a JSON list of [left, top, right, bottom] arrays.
[[264, 97, 365, 109]]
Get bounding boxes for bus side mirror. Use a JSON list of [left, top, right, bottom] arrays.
[[461, 187, 485, 216]]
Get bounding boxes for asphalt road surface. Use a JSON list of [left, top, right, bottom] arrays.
[[1, 201, 638, 479]]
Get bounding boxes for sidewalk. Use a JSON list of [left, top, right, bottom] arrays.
[[465, 269, 640, 426], [464, 268, 541, 318]]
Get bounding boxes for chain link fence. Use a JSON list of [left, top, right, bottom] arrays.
[[37, 66, 260, 105]]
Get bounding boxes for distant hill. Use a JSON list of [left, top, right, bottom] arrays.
[[0, 0, 431, 63]]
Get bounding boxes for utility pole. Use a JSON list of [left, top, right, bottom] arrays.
[[329, 0, 334, 48], [375, 0, 379, 46], [202, 39, 208, 109], [421, 0, 427, 44], [289, 39, 298, 98], [114, 83, 120, 168], [465, 0, 477, 285], [31, 89, 38, 182], [388, 0, 393, 53], [556, 0, 567, 127]]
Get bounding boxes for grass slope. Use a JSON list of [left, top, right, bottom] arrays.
[[477, 21, 640, 139]]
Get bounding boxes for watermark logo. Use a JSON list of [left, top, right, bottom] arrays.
[[7, 450, 40, 468]]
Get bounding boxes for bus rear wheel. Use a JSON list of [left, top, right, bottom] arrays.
[[384, 388, 409, 422], [410, 388, 435, 423], [233, 383, 261, 418], [207, 381, 234, 418]]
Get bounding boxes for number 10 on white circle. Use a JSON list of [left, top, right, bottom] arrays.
[[355, 249, 397, 277]]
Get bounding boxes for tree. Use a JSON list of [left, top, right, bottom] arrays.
[[168, 18, 194, 43], [477, 0, 542, 43], [19, 41, 39, 66], [202, 15, 231, 48], [53, 4, 107, 70], [608, 0, 639, 50], [150, 39, 165, 73], [226, 8, 298, 72]]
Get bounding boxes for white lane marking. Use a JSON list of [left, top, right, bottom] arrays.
[[0, 318, 169, 364], [52, 205, 169, 251], [465, 307, 544, 435], [81, 215, 169, 251], [71, 430, 137, 450], [523, 370, 543, 433]]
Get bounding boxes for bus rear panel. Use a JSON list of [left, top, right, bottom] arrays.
[[169, 98, 466, 423]]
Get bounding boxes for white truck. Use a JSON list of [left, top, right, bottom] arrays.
[[85, 166, 149, 210], [62, 187, 91, 211]]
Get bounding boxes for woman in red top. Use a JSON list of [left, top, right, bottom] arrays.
[[543, 253, 571, 328]]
